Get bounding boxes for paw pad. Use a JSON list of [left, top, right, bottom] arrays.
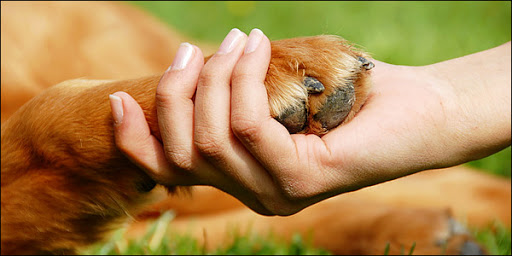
[[275, 99, 308, 134], [266, 35, 374, 135], [313, 82, 355, 130]]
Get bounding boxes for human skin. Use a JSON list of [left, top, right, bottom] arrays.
[[109, 28, 511, 216]]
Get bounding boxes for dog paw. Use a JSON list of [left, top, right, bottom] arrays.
[[265, 35, 373, 135]]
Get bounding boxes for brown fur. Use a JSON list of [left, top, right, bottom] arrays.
[[267, 36, 372, 134], [1, 2, 510, 255]]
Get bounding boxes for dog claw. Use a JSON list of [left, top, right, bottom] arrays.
[[313, 82, 355, 130], [303, 77, 325, 94], [358, 56, 375, 70]]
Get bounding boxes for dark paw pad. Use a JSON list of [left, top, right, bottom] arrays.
[[277, 76, 357, 133], [313, 82, 355, 130], [275, 100, 307, 134], [276, 76, 325, 133]]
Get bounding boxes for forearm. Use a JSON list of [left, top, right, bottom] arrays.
[[426, 41, 511, 166]]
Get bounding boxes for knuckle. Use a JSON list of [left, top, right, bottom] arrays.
[[155, 87, 175, 107], [193, 130, 226, 159], [115, 131, 147, 155], [278, 176, 319, 202], [231, 115, 262, 143], [163, 145, 194, 171], [198, 71, 218, 87], [231, 70, 253, 85], [114, 135, 132, 152]]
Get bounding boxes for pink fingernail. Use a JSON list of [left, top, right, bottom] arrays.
[[171, 43, 195, 71], [217, 28, 244, 54], [244, 28, 264, 54], [109, 94, 124, 125]]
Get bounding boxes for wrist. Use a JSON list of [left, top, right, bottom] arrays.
[[422, 44, 511, 167], [406, 65, 463, 169]]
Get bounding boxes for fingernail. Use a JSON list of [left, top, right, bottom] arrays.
[[217, 28, 244, 54], [109, 94, 124, 125], [171, 43, 195, 71], [244, 28, 264, 54]]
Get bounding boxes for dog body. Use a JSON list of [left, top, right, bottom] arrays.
[[1, 2, 510, 255]]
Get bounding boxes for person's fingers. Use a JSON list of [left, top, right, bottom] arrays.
[[230, 29, 296, 176], [230, 29, 334, 199], [194, 28, 247, 162], [109, 91, 193, 185], [155, 43, 206, 175], [231, 29, 291, 161], [193, 29, 274, 192], [190, 29, 303, 214]]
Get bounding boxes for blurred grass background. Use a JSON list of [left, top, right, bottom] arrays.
[[90, 1, 510, 255], [130, 1, 510, 66]]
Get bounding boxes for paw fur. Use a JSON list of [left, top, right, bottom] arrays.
[[265, 35, 373, 135]]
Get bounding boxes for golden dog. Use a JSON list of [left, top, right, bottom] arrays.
[[1, 2, 510, 255]]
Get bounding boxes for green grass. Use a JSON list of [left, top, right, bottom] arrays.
[[473, 221, 512, 255], [467, 147, 511, 178], [85, 211, 512, 255], [92, 1, 511, 255], [129, 1, 511, 66], [84, 211, 331, 255], [383, 241, 416, 255]]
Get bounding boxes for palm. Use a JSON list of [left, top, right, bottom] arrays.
[[319, 61, 448, 190]]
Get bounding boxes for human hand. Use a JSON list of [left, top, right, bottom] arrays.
[[111, 28, 315, 215], [220, 42, 511, 207], [110, 27, 511, 215]]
